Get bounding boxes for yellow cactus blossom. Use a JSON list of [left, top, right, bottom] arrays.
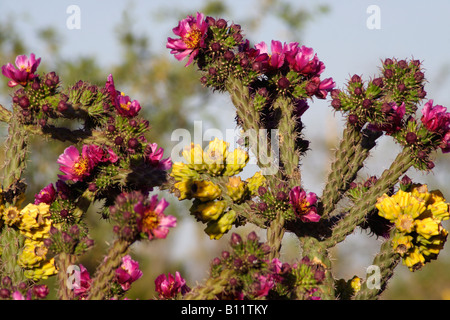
[[402, 247, 426, 271], [392, 233, 414, 255], [18, 238, 48, 268], [174, 180, 221, 202], [2, 206, 21, 226], [377, 184, 449, 272], [190, 200, 227, 222], [226, 176, 248, 202], [223, 148, 249, 176], [204, 210, 236, 240], [350, 276, 362, 293], [18, 203, 52, 240], [203, 138, 229, 175], [170, 161, 200, 181], [246, 171, 266, 196], [415, 217, 441, 239], [24, 257, 58, 281], [182, 142, 206, 172]]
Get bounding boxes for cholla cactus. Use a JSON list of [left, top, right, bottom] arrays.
[[0, 11, 448, 301]]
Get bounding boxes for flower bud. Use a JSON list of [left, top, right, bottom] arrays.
[[405, 132, 417, 144], [230, 233, 242, 246]]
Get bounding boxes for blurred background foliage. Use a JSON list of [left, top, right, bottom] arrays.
[[0, 0, 449, 299]]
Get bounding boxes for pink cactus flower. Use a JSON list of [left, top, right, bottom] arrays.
[[255, 40, 297, 70], [155, 271, 190, 299], [115, 255, 143, 291], [1, 53, 41, 87], [134, 195, 176, 240], [73, 264, 92, 299], [146, 143, 172, 170], [286, 45, 324, 76], [34, 183, 56, 205], [115, 93, 141, 118], [57, 145, 105, 182], [421, 99, 450, 134], [167, 12, 209, 66], [289, 186, 320, 222]]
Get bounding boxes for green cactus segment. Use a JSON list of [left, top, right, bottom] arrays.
[[87, 238, 132, 300], [325, 147, 414, 248], [321, 123, 381, 219], [55, 252, 77, 300], [1, 110, 29, 205], [354, 235, 400, 300], [183, 268, 235, 300], [0, 226, 27, 285]]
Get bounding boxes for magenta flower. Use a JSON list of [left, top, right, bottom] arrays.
[[289, 186, 320, 222], [1, 53, 41, 87], [57, 145, 93, 182], [134, 195, 176, 240], [441, 131, 450, 153], [421, 99, 450, 134], [255, 40, 296, 70], [154, 271, 190, 299], [115, 93, 141, 118], [87, 144, 119, 164], [167, 12, 209, 66], [12, 290, 31, 300], [105, 73, 120, 102], [32, 285, 49, 299], [34, 183, 56, 205], [115, 255, 143, 291], [145, 143, 172, 170], [286, 45, 324, 76], [73, 264, 92, 299], [316, 77, 336, 99], [252, 274, 275, 297]]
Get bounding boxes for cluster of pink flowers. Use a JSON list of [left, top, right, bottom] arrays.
[[1, 53, 41, 87], [289, 186, 320, 222], [421, 99, 450, 153]]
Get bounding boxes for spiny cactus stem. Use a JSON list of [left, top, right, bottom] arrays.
[[1, 109, 29, 204], [266, 213, 285, 260], [321, 123, 363, 219], [325, 147, 414, 249], [299, 236, 335, 300], [87, 238, 132, 300], [55, 252, 77, 300], [183, 268, 234, 300], [73, 189, 95, 223], [0, 103, 12, 123], [274, 96, 301, 186], [0, 226, 26, 286], [353, 229, 400, 300]]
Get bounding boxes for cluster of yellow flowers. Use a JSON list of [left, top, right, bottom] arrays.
[[1, 203, 57, 280], [171, 138, 265, 239], [376, 184, 449, 271]]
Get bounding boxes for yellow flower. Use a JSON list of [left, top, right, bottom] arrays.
[[402, 247, 425, 271], [174, 180, 221, 202], [204, 210, 236, 240], [18, 238, 48, 268], [182, 143, 206, 172], [224, 148, 249, 176], [2, 206, 21, 226], [170, 162, 200, 181], [246, 171, 266, 196], [226, 176, 248, 202], [204, 138, 229, 175], [18, 203, 52, 240], [415, 217, 441, 239], [190, 200, 227, 222], [392, 233, 414, 255], [24, 258, 58, 281], [350, 276, 362, 293]]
